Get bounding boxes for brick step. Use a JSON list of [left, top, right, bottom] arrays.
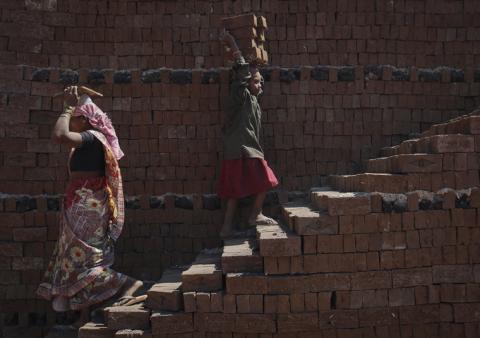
[[281, 201, 339, 236], [181, 250, 223, 292], [374, 152, 478, 173], [78, 322, 113, 338], [105, 304, 151, 331], [421, 114, 480, 137], [146, 267, 184, 312], [310, 189, 371, 216], [366, 153, 444, 174], [256, 222, 301, 257], [115, 329, 153, 337], [380, 134, 475, 157], [328, 171, 479, 193], [222, 237, 263, 273]]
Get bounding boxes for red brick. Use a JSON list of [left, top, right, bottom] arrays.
[[277, 313, 319, 332], [78, 322, 114, 338], [226, 273, 267, 294], [106, 305, 150, 330], [151, 312, 193, 334], [399, 304, 452, 324], [433, 265, 473, 283], [393, 268, 432, 288], [317, 235, 343, 253], [351, 271, 391, 290], [303, 235, 317, 254], [389, 288, 415, 306]]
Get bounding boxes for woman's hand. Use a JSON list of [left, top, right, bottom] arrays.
[[63, 86, 79, 107]]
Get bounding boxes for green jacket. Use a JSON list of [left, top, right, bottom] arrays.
[[223, 57, 264, 160]]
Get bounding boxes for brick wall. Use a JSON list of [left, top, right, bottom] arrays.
[[2, 0, 480, 336], [1, 64, 480, 196], [1, 0, 480, 68], [0, 192, 221, 336]]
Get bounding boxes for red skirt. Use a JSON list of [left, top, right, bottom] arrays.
[[217, 158, 279, 199]]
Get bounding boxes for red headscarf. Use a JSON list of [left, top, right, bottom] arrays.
[[73, 96, 124, 160]]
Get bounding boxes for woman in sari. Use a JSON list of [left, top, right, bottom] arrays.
[[37, 86, 140, 324]]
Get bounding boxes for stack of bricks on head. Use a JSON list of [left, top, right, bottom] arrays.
[[221, 13, 269, 66]]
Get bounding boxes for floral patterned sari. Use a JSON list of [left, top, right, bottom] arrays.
[[37, 131, 126, 311]]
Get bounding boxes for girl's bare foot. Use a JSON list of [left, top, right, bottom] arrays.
[[248, 214, 277, 226]]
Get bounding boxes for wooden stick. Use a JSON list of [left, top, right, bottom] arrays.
[[53, 86, 103, 98]]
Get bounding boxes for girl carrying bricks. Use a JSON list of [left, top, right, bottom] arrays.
[[37, 86, 143, 325], [218, 30, 279, 238]]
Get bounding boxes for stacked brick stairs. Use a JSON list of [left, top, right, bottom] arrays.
[[77, 113, 480, 337]]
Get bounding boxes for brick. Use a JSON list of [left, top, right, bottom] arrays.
[[196, 292, 211, 312], [303, 235, 317, 254], [399, 304, 452, 324], [264, 295, 277, 314], [283, 204, 338, 235], [226, 273, 267, 294], [222, 238, 263, 273], [427, 135, 475, 153], [210, 291, 223, 312], [78, 322, 114, 338], [317, 235, 343, 253], [393, 268, 432, 288], [290, 293, 305, 313], [389, 288, 415, 307], [277, 313, 319, 332], [319, 310, 359, 329], [433, 265, 473, 283], [115, 330, 152, 338], [12, 257, 43, 270], [258, 224, 301, 256], [0, 242, 22, 256], [440, 284, 466, 303], [105, 305, 150, 330], [358, 308, 399, 327], [351, 271, 391, 290], [151, 312, 193, 334], [181, 253, 222, 292], [318, 292, 332, 311], [234, 314, 276, 333], [146, 268, 183, 311], [454, 303, 480, 322], [312, 191, 371, 216], [12, 227, 47, 242], [183, 292, 196, 312], [223, 294, 236, 313], [222, 14, 258, 29]]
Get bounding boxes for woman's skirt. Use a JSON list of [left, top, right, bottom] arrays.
[[37, 177, 126, 311], [217, 157, 279, 199]]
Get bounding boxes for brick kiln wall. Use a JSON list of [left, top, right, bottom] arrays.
[[1, 0, 480, 336]]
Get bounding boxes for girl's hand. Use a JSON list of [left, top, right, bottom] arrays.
[[220, 29, 237, 49], [63, 86, 79, 107]]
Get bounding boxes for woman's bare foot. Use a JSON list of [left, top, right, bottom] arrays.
[[120, 277, 144, 297], [108, 277, 147, 307]]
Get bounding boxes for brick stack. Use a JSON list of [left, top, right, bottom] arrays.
[[1, 0, 480, 68], [74, 112, 480, 337], [222, 14, 269, 65], [2, 64, 480, 196], [329, 115, 480, 193]]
